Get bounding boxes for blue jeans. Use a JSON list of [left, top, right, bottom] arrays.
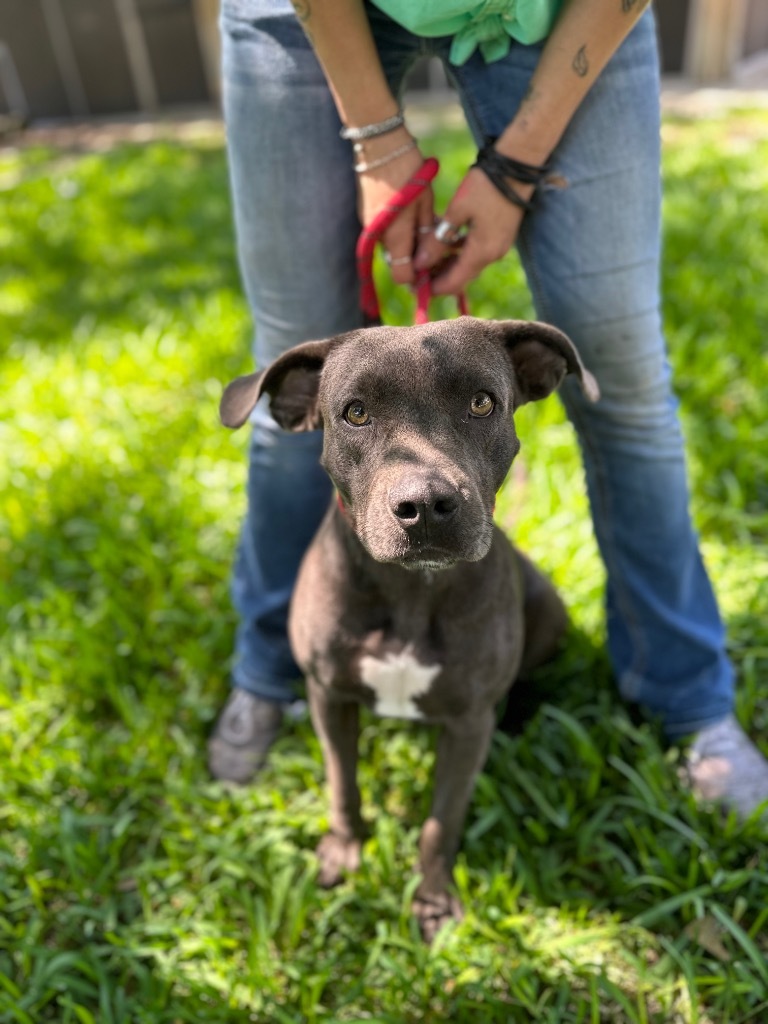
[[219, 0, 734, 738]]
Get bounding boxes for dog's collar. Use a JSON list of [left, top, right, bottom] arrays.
[[336, 491, 351, 521]]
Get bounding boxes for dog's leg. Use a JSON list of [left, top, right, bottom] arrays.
[[413, 710, 495, 941], [308, 685, 366, 888], [516, 550, 569, 677]]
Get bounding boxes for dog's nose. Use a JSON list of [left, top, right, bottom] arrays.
[[389, 476, 460, 528]]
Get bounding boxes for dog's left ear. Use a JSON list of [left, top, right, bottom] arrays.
[[493, 320, 600, 409], [220, 337, 340, 431]]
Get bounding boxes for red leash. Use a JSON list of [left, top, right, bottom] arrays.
[[356, 156, 469, 326]]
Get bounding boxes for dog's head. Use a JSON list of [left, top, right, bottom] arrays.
[[221, 317, 598, 570]]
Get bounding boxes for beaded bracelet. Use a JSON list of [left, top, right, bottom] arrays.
[[340, 111, 405, 141]]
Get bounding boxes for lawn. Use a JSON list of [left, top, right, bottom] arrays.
[[0, 105, 767, 1023]]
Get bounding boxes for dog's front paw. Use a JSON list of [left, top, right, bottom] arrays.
[[316, 831, 363, 888], [412, 889, 464, 943]]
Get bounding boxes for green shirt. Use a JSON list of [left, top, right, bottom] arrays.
[[371, 0, 562, 65]]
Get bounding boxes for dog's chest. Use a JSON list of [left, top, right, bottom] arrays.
[[358, 646, 441, 720]]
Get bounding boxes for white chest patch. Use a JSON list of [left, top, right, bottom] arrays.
[[359, 648, 441, 720]]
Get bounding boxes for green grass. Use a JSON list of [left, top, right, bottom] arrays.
[[1, 107, 767, 1023]]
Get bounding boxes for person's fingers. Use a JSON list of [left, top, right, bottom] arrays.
[[429, 233, 497, 295], [416, 190, 437, 237], [415, 169, 528, 294], [414, 209, 468, 273], [431, 208, 526, 294], [382, 212, 419, 285], [380, 188, 434, 285], [413, 173, 476, 272]]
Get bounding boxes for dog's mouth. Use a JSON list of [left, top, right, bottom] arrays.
[[359, 522, 494, 570], [391, 547, 462, 572]]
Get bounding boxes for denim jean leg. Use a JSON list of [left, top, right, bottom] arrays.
[[221, 0, 362, 699], [451, 11, 734, 737], [521, 17, 733, 737]]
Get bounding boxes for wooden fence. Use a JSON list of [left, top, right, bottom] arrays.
[[0, 0, 766, 124]]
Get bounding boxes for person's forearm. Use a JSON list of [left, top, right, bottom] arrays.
[[289, 0, 431, 276], [290, 0, 398, 128], [497, 0, 652, 163]]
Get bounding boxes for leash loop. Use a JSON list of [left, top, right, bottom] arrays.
[[356, 157, 469, 326]]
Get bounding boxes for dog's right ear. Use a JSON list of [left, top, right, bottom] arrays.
[[220, 337, 339, 431]]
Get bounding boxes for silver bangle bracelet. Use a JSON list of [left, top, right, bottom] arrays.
[[353, 140, 417, 174], [340, 111, 405, 141]]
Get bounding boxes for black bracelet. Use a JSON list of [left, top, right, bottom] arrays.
[[475, 162, 533, 211], [472, 138, 550, 212]]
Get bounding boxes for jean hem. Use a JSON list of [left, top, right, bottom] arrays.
[[231, 664, 299, 703], [663, 710, 734, 743], [620, 666, 733, 741]]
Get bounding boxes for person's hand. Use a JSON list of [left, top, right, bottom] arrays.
[[356, 130, 434, 287], [414, 167, 534, 296]]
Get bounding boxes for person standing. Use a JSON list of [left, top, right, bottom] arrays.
[[208, 0, 768, 819]]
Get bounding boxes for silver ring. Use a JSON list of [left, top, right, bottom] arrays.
[[384, 253, 413, 266], [434, 218, 462, 245], [417, 225, 433, 234]]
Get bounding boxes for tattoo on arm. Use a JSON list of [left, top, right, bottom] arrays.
[[572, 45, 589, 78], [291, 0, 314, 40]]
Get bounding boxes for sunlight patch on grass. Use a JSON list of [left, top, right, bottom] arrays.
[[1, 112, 767, 1022]]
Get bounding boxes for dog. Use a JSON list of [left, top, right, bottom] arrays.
[[221, 316, 599, 939]]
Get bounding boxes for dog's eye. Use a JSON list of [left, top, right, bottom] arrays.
[[344, 401, 370, 426], [469, 392, 494, 417]]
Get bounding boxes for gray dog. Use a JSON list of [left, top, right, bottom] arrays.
[[221, 316, 599, 939]]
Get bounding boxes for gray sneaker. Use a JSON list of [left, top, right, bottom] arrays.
[[208, 688, 284, 784], [686, 714, 768, 820]]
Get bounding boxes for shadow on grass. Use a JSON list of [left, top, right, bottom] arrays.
[[495, 627, 614, 739]]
